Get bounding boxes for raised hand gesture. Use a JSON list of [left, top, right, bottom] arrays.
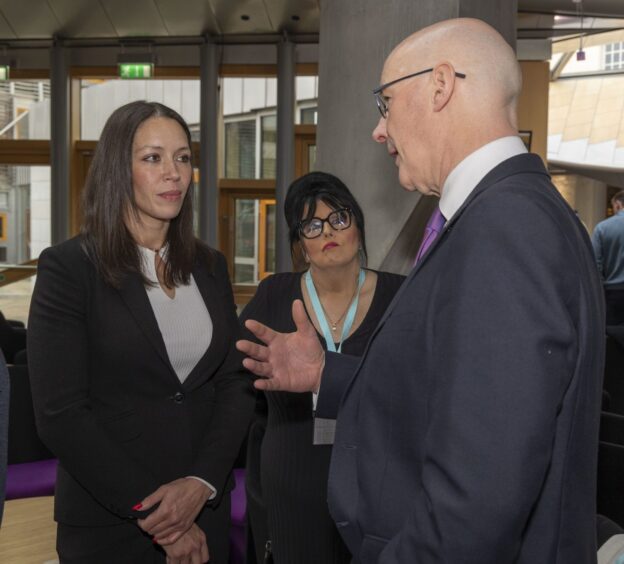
[[237, 299, 325, 393]]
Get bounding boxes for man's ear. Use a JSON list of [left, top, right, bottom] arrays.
[[431, 62, 457, 112]]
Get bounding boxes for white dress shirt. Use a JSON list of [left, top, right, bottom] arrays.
[[439, 136, 528, 222]]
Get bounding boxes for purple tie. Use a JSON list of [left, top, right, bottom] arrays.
[[414, 206, 445, 265]]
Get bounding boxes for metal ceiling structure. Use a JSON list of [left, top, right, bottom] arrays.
[[0, 0, 622, 43], [0, 1, 620, 192]]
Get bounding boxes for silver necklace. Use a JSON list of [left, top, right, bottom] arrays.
[[315, 273, 362, 333]]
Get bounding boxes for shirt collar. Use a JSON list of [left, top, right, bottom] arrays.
[[138, 244, 168, 258], [138, 244, 169, 281], [439, 136, 528, 222]]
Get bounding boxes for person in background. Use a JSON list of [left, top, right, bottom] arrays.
[[28, 101, 254, 564], [592, 190, 624, 324], [241, 171, 404, 564], [238, 18, 604, 563]]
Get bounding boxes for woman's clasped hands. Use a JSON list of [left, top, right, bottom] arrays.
[[136, 477, 214, 563]]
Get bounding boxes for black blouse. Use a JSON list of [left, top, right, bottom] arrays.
[[240, 270, 405, 564]]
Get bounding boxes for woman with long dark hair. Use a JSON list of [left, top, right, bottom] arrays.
[[242, 171, 405, 563], [28, 101, 254, 564]]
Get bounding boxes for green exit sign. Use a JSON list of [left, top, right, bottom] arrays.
[[0, 66, 9, 81], [118, 63, 154, 79]]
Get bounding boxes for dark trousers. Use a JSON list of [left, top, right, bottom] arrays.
[[605, 284, 624, 325], [57, 521, 164, 564], [245, 416, 269, 564], [57, 496, 231, 564]]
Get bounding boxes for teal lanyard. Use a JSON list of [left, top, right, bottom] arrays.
[[305, 269, 366, 353]]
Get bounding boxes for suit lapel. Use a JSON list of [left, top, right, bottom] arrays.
[[338, 153, 550, 401], [116, 258, 228, 390], [117, 273, 176, 375], [372, 153, 550, 337]]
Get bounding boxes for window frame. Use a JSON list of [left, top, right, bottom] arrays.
[[223, 114, 259, 180], [605, 42, 624, 71], [47, 64, 318, 302], [0, 70, 51, 286]]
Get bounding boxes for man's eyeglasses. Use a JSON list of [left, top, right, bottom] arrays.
[[299, 208, 352, 239], [373, 67, 467, 118]]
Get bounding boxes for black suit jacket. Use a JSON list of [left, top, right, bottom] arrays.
[[28, 236, 255, 526], [316, 154, 605, 563]]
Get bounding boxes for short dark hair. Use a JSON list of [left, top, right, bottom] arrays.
[[284, 171, 367, 261], [81, 101, 211, 288], [612, 191, 624, 208]]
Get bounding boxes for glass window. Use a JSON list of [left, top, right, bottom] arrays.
[[300, 107, 318, 125], [264, 202, 276, 275], [80, 79, 200, 140], [296, 76, 319, 125], [219, 74, 318, 289], [308, 144, 317, 171], [230, 197, 277, 284], [223, 114, 276, 180], [0, 165, 51, 262], [0, 80, 51, 140], [234, 199, 257, 284], [261, 115, 276, 179], [295, 76, 318, 102], [605, 42, 624, 71], [222, 77, 277, 117], [225, 120, 256, 179]]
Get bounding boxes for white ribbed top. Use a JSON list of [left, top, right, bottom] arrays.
[[139, 246, 213, 383]]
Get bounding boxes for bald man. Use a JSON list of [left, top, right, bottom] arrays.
[[238, 18, 604, 563]]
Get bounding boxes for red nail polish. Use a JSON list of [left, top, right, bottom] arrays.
[[153, 538, 158, 544], [132, 503, 143, 510]]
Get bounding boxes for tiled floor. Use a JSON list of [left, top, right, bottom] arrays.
[[0, 496, 57, 563]]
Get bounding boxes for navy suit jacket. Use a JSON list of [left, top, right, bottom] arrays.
[[28, 236, 254, 526], [316, 154, 605, 563]]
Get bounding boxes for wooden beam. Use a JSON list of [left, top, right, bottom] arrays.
[[0, 259, 38, 288], [0, 141, 50, 165]]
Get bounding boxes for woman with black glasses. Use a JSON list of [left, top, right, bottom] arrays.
[[241, 171, 404, 563]]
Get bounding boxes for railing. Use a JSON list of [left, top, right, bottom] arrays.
[[0, 260, 38, 288], [0, 109, 29, 137]]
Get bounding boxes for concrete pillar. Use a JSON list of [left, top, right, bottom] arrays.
[[275, 36, 296, 272], [199, 38, 219, 247], [50, 41, 71, 244], [316, 0, 517, 271], [576, 176, 607, 234]]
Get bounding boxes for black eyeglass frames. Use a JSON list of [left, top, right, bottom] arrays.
[[299, 208, 352, 239], [373, 67, 467, 118]]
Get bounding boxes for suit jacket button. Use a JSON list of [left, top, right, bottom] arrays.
[[173, 392, 184, 404]]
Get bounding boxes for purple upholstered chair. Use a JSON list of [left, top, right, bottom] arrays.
[[6, 458, 57, 500], [6, 364, 57, 500]]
